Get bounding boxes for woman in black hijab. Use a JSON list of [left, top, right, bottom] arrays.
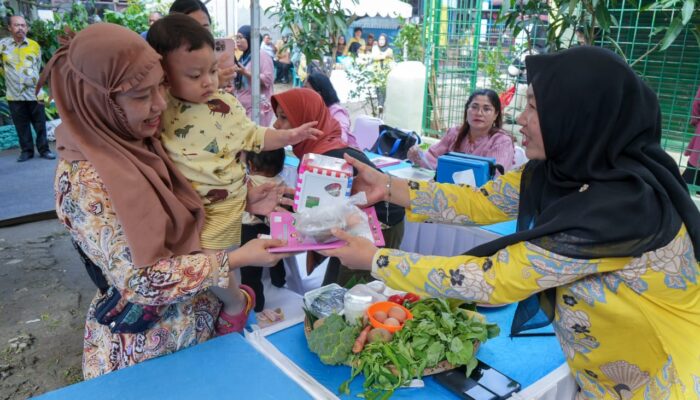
[[305, 72, 358, 148], [323, 46, 700, 398], [233, 25, 275, 126]]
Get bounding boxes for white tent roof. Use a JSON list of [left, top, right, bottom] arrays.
[[340, 0, 412, 19], [259, 0, 412, 19]]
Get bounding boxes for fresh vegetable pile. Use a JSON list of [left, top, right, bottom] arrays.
[[305, 296, 500, 399]]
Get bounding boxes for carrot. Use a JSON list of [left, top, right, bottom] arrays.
[[352, 325, 372, 354]]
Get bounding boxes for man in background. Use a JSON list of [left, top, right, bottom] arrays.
[[148, 11, 162, 26], [274, 35, 291, 84], [261, 33, 276, 59], [141, 11, 162, 39], [346, 27, 365, 54], [0, 15, 53, 162]]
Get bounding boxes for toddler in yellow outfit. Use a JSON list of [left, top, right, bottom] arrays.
[[147, 14, 319, 333]]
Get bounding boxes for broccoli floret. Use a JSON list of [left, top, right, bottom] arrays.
[[308, 314, 359, 365]]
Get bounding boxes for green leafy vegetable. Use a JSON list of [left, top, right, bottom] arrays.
[[340, 298, 500, 399], [307, 314, 359, 365]]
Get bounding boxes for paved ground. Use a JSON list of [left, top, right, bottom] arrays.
[[0, 219, 93, 399], [0, 146, 57, 223]]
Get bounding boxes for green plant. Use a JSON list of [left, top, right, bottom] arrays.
[[346, 59, 392, 117], [103, 0, 150, 33], [267, 0, 355, 64], [478, 46, 512, 94], [28, 2, 90, 65], [394, 18, 423, 62], [499, 0, 699, 64]]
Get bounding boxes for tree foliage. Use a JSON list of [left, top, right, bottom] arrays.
[[394, 18, 424, 62], [266, 0, 355, 64], [28, 2, 90, 65], [499, 0, 699, 64], [103, 0, 151, 34]]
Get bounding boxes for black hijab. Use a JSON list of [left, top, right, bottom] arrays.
[[466, 46, 700, 335], [306, 72, 341, 107], [234, 25, 253, 90]]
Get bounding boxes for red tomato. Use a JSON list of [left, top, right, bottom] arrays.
[[388, 294, 404, 304], [403, 293, 420, 303]]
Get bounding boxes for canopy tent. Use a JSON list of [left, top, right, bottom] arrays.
[[340, 0, 412, 19], [350, 16, 402, 30], [259, 0, 412, 19]]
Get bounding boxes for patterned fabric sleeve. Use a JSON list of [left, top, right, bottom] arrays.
[[405, 167, 522, 226], [55, 160, 229, 307], [371, 242, 630, 305], [221, 94, 266, 153]]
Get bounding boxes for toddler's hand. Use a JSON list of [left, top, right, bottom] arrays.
[[288, 121, 322, 145]]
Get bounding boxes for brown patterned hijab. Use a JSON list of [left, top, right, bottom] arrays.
[[39, 23, 205, 267]]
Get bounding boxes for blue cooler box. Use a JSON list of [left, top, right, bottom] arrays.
[[436, 152, 495, 186]]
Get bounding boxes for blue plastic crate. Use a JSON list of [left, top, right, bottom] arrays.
[[436, 152, 495, 186]]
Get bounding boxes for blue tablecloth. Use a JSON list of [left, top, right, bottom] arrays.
[[481, 219, 518, 236], [267, 304, 564, 399], [37, 333, 311, 400]]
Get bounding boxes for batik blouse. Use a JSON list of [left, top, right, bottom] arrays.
[[55, 160, 229, 379], [371, 168, 700, 399]]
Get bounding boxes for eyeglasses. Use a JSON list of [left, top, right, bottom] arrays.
[[468, 103, 495, 114]]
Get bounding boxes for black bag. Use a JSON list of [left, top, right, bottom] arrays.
[[370, 124, 421, 160], [73, 240, 162, 334]]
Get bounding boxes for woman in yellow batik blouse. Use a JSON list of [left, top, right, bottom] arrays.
[[323, 47, 700, 399]]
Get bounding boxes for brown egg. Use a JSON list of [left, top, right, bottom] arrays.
[[387, 306, 407, 323], [384, 317, 400, 326], [373, 310, 388, 323]]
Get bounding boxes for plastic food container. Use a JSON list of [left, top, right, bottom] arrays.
[[303, 283, 347, 319], [367, 301, 413, 333], [343, 292, 374, 325]]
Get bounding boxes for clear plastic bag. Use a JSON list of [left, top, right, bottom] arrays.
[[295, 193, 369, 243]]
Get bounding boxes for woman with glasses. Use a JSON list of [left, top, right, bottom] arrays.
[[407, 89, 515, 172]]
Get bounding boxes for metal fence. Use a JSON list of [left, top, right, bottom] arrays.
[[421, 0, 700, 194]]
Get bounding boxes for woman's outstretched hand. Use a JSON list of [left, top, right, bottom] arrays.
[[407, 145, 422, 165], [319, 229, 377, 270], [343, 153, 388, 206], [231, 238, 294, 268], [288, 121, 322, 145], [246, 182, 294, 216]]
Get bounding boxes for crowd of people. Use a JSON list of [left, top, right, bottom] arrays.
[[334, 27, 394, 64], [3, 0, 699, 397]]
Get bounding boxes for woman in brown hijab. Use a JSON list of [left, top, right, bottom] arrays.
[[42, 23, 290, 379]]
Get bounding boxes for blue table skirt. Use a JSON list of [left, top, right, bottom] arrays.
[[37, 333, 312, 400], [267, 304, 565, 399]]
